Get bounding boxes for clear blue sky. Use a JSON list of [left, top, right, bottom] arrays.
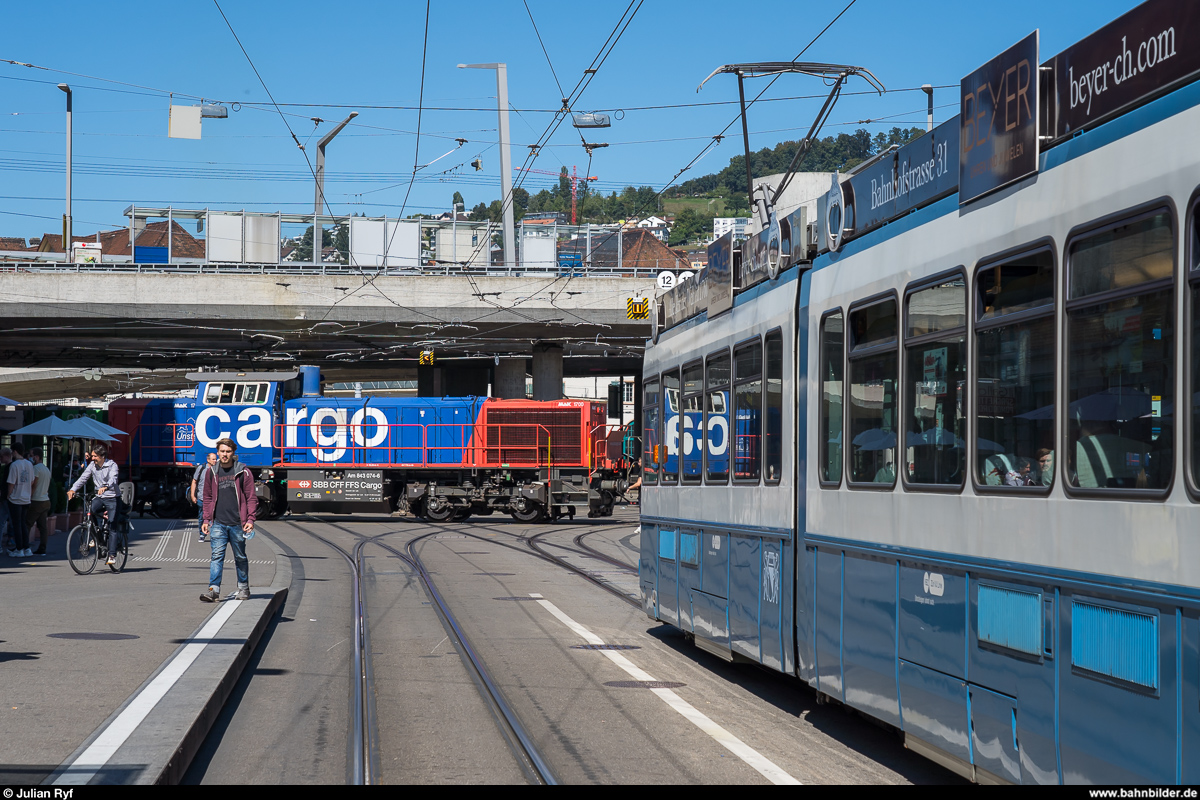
[[0, 0, 1142, 239]]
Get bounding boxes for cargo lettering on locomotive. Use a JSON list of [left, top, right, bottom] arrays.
[[195, 406, 271, 450]]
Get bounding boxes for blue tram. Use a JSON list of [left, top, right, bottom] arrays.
[[640, 0, 1200, 783]]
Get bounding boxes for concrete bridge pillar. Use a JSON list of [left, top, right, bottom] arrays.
[[493, 359, 527, 399], [531, 342, 563, 401]]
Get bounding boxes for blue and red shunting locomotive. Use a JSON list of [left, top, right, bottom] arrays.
[[108, 366, 634, 521]]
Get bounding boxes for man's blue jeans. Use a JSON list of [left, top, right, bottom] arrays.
[[208, 522, 249, 589]]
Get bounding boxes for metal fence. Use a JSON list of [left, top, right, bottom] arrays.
[[1, 207, 700, 277], [0, 258, 675, 278]]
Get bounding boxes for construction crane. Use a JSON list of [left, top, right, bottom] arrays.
[[514, 165, 597, 225]]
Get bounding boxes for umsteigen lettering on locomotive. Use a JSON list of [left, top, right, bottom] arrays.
[[641, 0, 1200, 785], [109, 365, 634, 522]]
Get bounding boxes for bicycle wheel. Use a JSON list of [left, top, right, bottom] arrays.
[[109, 528, 128, 573], [66, 523, 97, 575]]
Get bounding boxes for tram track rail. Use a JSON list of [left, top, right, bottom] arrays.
[[281, 520, 377, 785], [373, 531, 558, 785], [572, 530, 638, 572], [293, 516, 558, 785], [448, 522, 640, 608]]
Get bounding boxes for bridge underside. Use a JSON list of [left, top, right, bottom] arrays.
[[0, 272, 651, 397]]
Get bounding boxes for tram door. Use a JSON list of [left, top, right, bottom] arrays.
[[657, 527, 679, 625]]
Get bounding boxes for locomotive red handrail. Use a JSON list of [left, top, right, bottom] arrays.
[[130, 422, 197, 467], [271, 421, 569, 470]]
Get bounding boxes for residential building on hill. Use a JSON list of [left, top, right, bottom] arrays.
[[713, 217, 751, 239], [33, 220, 206, 260]]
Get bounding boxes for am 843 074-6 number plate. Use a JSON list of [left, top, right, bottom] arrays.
[[287, 469, 383, 502]]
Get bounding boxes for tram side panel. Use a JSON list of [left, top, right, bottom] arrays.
[[640, 270, 798, 675]]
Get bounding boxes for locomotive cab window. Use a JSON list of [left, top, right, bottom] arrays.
[[819, 311, 844, 485], [975, 249, 1055, 490], [643, 379, 660, 485], [1066, 210, 1174, 493], [203, 382, 270, 406], [905, 274, 966, 487], [681, 362, 704, 484], [662, 369, 680, 483], [733, 340, 763, 482], [848, 297, 898, 486], [706, 351, 731, 483]]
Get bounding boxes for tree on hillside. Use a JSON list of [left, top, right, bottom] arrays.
[[676, 127, 924, 196], [669, 208, 704, 246], [452, 191, 464, 210], [512, 187, 530, 214]]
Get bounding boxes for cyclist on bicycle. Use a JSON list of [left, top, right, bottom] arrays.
[[67, 443, 121, 567]]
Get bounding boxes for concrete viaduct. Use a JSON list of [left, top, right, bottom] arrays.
[[0, 266, 656, 400]]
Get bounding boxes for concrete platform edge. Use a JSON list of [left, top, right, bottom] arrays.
[[42, 532, 293, 786]]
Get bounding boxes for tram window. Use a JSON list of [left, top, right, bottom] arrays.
[[662, 369, 680, 483], [682, 363, 704, 484], [977, 251, 1054, 321], [849, 299, 897, 485], [734, 341, 763, 481], [706, 351, 731, 483], [851, 301, 898, 349], [976, 249, 1056, 489], [1192, 210, 1200, 488], [906, 277, 966, 487], [820, 312, 844, 484], [765, 331, 783, 483], [643, 379, 659, 485], [1066, 212, 1174, 492], [908, 276, 967, 336]]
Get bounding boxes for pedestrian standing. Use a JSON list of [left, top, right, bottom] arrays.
[[190, 452, 216, 543], [199, 438, 256, 603], [28, 448, 51, 556], [7, 443, 34, 557], [0, 448, 11, 553]]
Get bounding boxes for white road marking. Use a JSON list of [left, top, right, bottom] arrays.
[[175, 525, 190, 561], [54, 599, 243, 785], [149, 522, 176, 560], [530, 594, 801, 786]]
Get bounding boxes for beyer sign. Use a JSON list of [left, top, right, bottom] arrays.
[[960, 30, 1039, 204], [1048, 0, 1200, 139]]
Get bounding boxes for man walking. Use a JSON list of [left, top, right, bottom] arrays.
[[190, 452, 216, 543], [6, 443, 33, 557], [28, 448, 51, 556], [199, 438, 256, 602]]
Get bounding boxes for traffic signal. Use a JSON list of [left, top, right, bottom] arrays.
[[607, 382, 622, 418]]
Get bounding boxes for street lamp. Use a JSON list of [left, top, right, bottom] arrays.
[[922, 84, 934, 132], [313, 111, 358, 263], [458, 63, 514, 270], [58, 83, 72, 258], [451, 201, 464, 266]]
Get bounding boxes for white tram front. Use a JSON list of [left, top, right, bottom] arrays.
[[641, 0, 1200, 783]]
